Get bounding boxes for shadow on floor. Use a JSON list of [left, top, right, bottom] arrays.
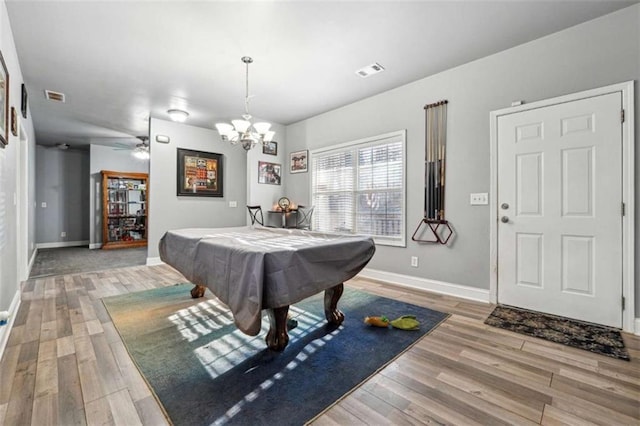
[[29, 246, 148, 278]]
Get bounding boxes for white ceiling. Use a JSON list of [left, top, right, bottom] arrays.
[[6, 0, 637, 149]]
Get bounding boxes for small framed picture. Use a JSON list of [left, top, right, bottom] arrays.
[[10, 106, 17, 136], [0, 49, 9, 147], [290, 150, 308, 173], [262, 141, 277, 156], [258, 161, 281, 185], [21, 83, 27, 119]]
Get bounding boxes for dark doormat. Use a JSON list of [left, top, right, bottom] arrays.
[[485, 305, 629, 361]]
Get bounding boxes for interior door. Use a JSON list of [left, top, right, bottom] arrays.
[[497, 92, 622, 328]]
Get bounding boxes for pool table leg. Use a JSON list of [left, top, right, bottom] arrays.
[[324, 283, 345, 325], [190, 284, 206, 298], [266, 306, 290, 351]]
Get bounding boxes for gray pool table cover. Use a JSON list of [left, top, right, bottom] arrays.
[[159, 226, 376, 335]]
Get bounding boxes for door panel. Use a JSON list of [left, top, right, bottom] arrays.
[[497, 92, 622, 327]]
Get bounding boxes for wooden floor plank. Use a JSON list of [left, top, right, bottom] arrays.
[[84, 396, 115, 426], [134, 395, 170, 426], [57, 353, 87, 426], [541, 404, 599, 426], [0, 344, 21, 405], [34, 357, 58, 399], [107, 389, 143, 426], [110, 340, 152, 402], [31, 393, 58, 426]]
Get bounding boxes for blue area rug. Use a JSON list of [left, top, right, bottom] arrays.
[[103, 284, 449, 425]]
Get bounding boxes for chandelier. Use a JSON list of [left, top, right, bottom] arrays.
[[215, 56, 275, 151]]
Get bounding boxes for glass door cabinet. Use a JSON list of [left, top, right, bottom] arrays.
[[101, 170, 148, 249]]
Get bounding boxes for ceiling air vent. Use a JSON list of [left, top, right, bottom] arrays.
[[355, 62, 385, 78], [45, 90, 66, 102]]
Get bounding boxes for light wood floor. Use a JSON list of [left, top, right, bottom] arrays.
[[1, 265, 638, 425]]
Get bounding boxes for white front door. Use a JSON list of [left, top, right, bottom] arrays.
[[497, 92, 623, 328]]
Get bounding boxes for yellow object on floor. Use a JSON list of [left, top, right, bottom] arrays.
[[391, 315, 420, 330]]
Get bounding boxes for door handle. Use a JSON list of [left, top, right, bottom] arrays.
[[501, 216, 509, 223]]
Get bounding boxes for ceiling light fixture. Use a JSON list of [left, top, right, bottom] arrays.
[[167, 109, 189, 123], [132, 136, 150, 160], [215, 56, 275, 151]]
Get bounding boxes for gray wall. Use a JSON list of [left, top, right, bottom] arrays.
[[286, 6, 639, 298], [35, 146, 90, 244], [147, 118, 250, 259], [89, 144, 149, 247], [0, 0, 37, 313]]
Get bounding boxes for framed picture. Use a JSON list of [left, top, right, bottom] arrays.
[[0, 50, 9, 147], [10, 107, 17, 136], [176, 148, 224, 197], [262, 141, 277, 156], [290, 149, 308, 173], [21, 83, 27, 119], [258, 161, 282, 185]]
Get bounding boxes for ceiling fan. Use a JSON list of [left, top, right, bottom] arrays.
[[113, 136, 150, 160]]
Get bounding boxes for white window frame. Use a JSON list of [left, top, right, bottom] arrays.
[[310, 130, 406, 247]]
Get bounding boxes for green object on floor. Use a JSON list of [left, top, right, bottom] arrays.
[[391, 315, 420, 330]]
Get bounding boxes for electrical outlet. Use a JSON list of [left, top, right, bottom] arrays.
[[61, 231, 67, 237], [470, 193, 489, 205], [41, 202, 47, 208], [229, 201, 238, 208], [411, 256, 418, 268]]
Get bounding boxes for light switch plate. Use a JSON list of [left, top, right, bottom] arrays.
[[229, 201, 237, 208], [470, 193, 488, 205]]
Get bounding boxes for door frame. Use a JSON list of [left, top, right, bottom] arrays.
[[489, 81, 635, 332]]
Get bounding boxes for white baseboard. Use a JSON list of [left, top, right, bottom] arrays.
[[0, 290, 21, 362], [89, 243, 102, 249], [36, 240, 90, 249], [358, 268, 490, 303], [146, 257, 164, 266]]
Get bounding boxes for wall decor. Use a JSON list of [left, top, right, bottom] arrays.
[[262, 141, 277, 156], [176, 148, 223, 197], [411, 100, 454, 244], [0, 50, 9, 147], [21, 83, 27, 119], [10, 107, 17, 136], [290, 149, 308, 173], [258, 161, 281, 185]]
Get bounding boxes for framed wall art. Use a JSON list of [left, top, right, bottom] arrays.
[[0, 50, 9, 147], [290, 149, 308, 173], [21, 83, 27, 119], [262, 141, 277, 156], [10, 107, 17, 136], [176, 148, 224, 197], [258, 161, 281, 185]]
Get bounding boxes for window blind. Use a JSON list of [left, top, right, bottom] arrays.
[[311, 130, 406, 246]]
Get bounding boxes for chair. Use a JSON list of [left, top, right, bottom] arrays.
[[246, 205, 264, 226], [294, 205, 314, 230]]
